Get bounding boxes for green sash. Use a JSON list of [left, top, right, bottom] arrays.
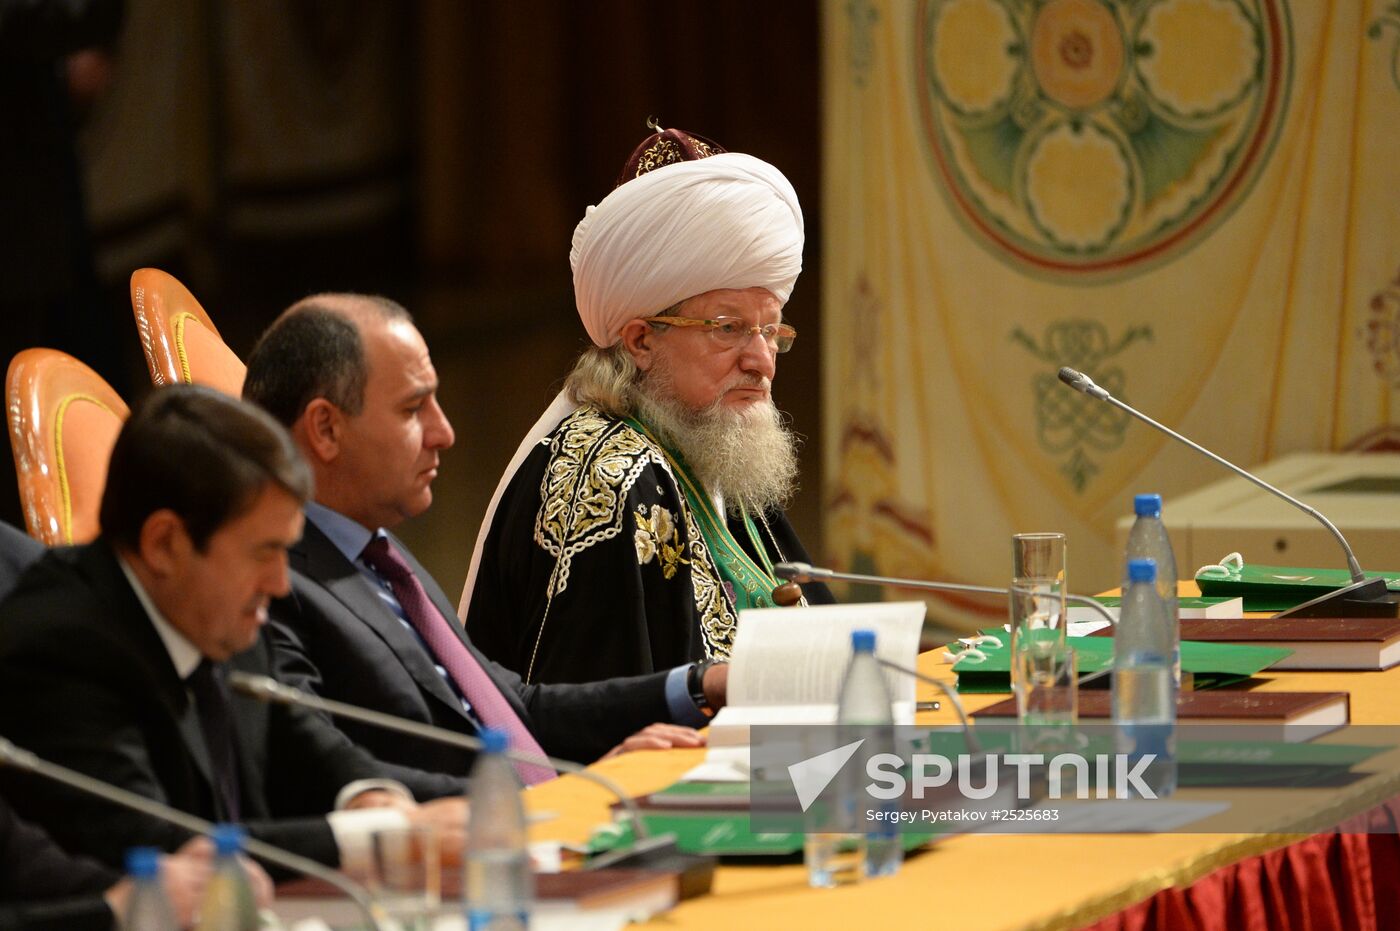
[[627, 418, 779, 611]]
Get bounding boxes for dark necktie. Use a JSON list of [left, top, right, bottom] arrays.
[[187, 660, 242, 821], [360, 536, 554, 785]]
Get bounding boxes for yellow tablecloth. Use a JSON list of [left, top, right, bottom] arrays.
[[524, 641, 1400, 930]]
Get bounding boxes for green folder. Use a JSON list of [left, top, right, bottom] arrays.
[[952, 634, 1291, 693], [1195, 562, 1400, 611], [1093, 595, 1238, 611], [635, 780, 753, 807], [588, 811, 941, 858]]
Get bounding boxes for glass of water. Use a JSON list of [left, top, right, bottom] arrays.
[[370, 825, 441, 929], [1016, 641, 1077, 726]]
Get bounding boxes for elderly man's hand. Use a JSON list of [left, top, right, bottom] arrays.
[[601, 723, 706, 760]]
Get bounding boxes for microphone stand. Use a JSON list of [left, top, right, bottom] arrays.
[[0, 737, 389, 930], [227, 674, 714, 888], [774, 560, 1116, 689], [874, 658, 980, 754], [1057, 367, 1396, 618], [772, 561, 1118, 627]]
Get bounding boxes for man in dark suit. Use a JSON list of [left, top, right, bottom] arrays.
[[0, 794, 226, 931], [0, 387, 464, 873], [1, 792, 120, 931], [243, 295, 728, 786]]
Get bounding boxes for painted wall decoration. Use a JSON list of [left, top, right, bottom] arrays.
[[824, 0, 1400, 629], [917, 0, 1291, 277]]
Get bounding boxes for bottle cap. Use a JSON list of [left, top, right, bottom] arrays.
[[851, 629, 877, 653], [1127, 558, 1157, 583], [212, 824, 246, 857], [481, 727, 509, 754], [125, 846, 161, 879], [1134, 493, 1163, 517]]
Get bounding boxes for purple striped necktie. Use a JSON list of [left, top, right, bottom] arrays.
[[360, 536, 555, 785]]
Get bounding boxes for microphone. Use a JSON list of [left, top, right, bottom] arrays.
[[227, 674, 713, 886], [772, 561, 1119, 627], [0, 736, 389, 930], [1057, 366, 1395, 618]]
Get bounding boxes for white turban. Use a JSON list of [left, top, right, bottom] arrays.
[[570, 152, 804, 347], [458, 151, 804, 620]]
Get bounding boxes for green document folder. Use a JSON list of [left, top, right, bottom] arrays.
[[589, 810, 941, 858], [952, 634, 1291, 693], [1093, 595, 1237, 611], [1195, 563, 1400, 611]]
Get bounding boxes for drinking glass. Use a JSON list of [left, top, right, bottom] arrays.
[[1016, 641, 1078, 727], [370, 826, 441, 929], [1012, 532, 1066, 584]]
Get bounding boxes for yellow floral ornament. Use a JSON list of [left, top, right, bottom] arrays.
[[917, 0, 1291, 277], [634, 504, 687, 579]]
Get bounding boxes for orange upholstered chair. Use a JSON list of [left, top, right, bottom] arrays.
[[6, 349, 130, 545], [130, 268, 246, 396]]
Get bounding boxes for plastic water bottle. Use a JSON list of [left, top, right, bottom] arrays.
[[194, 825, 259, 931], [1125, 493, 1180, 686], [839, 630, 901, 878], [465, 728, 531, 930], [1112, 559, 1178, 798], [806, 628, 902, 885], [123, 846, 179, 931]]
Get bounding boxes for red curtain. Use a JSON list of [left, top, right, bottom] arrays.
[[1082, 799, 1400, 931]]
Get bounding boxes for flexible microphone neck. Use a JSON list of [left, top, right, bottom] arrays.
[[1056, 366, 1367, 585], [0, 737, 388, 929], [226, 674, 652, 845], [872, 658, 980, 754], [772, 561, 1118, 627]]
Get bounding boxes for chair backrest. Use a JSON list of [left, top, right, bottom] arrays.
[[6, 349, 130, 546], [130, 268, 246, 397]]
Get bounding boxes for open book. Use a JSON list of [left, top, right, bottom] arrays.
[[707, 601, 926, 749]]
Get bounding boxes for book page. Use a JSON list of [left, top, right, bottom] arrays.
[[727, 601, 925, 707]]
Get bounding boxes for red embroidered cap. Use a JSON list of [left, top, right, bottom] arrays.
[[613, 121, 728, 189]]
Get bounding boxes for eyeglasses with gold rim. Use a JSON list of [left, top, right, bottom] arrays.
[[643, 315, 797, 353]]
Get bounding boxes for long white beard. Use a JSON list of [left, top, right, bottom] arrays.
[[634, 372, 800, 516]]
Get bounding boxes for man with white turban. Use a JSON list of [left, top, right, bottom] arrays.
[[461, 127, 833, 686]]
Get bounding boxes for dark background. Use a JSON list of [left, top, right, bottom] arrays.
[[8, 1, 825, 593]]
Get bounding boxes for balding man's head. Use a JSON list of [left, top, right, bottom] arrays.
[[243, 293, 453, 528], [243, 293, 411, 427]]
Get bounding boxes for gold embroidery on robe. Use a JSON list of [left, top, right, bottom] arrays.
[[634, 504, 687, 579], [531, 407, 736, 665]]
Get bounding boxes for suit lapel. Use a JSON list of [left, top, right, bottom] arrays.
[[292, 523, 472, 722], [389, 534, 536, 726]]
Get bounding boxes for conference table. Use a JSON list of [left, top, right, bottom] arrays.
[[522, 623, 1400, 929]]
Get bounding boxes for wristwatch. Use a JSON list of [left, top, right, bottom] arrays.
[[687, 661, 716, 718]]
